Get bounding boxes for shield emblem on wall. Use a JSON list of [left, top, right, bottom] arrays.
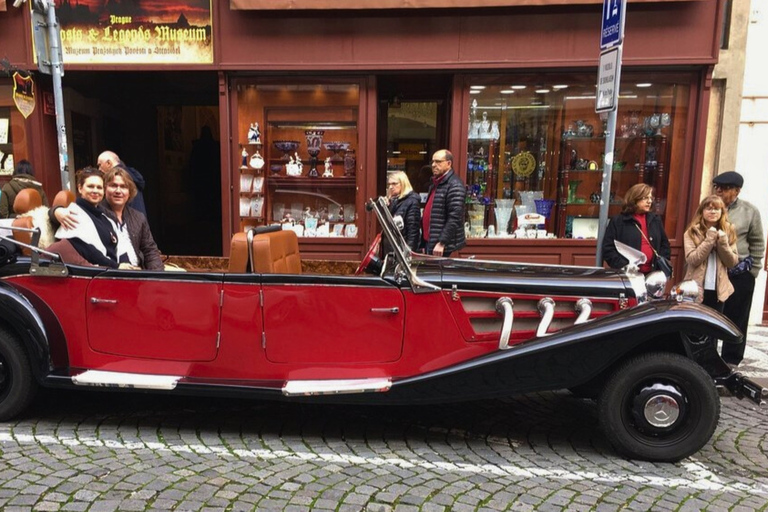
[[12, 72, 35, 119]]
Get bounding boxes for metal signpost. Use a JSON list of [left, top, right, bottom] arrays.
[[30, 0, 70, 190], [595, 0, 626, 266]]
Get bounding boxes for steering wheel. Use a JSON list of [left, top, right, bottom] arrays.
[[355, 233, 382, 276]]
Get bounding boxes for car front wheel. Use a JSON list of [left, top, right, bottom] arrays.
[[0, 325, 36, 421], [598, 352, 719, 462]]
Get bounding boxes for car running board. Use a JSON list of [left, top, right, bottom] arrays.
[[282, 378, 392, 396], [72, 370, 182, 390]]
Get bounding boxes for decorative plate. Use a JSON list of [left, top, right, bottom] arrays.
[[511, 152, 536, 177]]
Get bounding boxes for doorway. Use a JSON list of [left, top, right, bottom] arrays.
[[62, 71, 221, 256], [377, 74, 452, 198]]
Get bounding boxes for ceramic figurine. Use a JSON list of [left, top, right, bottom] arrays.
[[249, 150, 264, 171], [247, 122, 261, 144], [490, 120, 500, 140], [322, 157, 334, 178], [240, 147, 248, 169]]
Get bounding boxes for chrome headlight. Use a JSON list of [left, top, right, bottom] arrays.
[[670, 280, 699, 302], [645, 270, 668, 299]]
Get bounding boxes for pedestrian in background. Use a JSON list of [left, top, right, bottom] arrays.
[[713, 171, 765, 365], [421, 149, 466, 257], [386, 171, 422, 251], [682, 195, 739, 311], [602, 183, 671, 275], [0, 160, 48, 218]]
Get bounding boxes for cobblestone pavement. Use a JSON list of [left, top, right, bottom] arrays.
[[0, 328, 766, 511]]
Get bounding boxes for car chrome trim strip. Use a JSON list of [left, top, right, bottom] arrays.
[[282, 378, 392, 396], [72, 370, 182, 390]]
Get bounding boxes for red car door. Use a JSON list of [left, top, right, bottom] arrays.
[[262, 281, 405, 364], [86, 275, 222, 361]]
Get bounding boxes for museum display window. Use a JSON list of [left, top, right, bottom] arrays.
[[463, 74, 691, 241], [232, 80, 362, 241]]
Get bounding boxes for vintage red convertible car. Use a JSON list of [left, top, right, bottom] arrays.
[[0, 197, 764, 462]]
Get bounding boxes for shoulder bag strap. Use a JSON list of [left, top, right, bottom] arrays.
[[635, 224, 661, 259]]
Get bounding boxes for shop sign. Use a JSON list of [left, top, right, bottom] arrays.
[[46, 0, 213, 65], [12, 72, 35, 119]]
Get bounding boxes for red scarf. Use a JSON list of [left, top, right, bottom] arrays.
[[422, 170, 451, 241], [633, 213, 654, 273]]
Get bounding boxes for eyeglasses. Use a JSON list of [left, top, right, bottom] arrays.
[[641, 196, 653, 201], [387, 182, 399, 187], [704, 207, 722, 212], [431, 159, 447, 164], [713, 184, 734, 191]]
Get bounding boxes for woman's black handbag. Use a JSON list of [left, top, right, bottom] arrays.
[[653, 255, 674, 278]]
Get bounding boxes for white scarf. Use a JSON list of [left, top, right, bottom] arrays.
[[54, 202, 108, 256]]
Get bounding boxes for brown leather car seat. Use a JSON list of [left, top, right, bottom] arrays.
[[228, 232, 250, 273], [51, 189, 75, 210], [252, 230, 301, 274], [11, 189, 44, 253]]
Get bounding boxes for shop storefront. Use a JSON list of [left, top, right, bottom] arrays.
[[1, 0, 725, 269]]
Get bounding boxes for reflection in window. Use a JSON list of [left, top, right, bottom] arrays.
[[465, 76, 689, 240]]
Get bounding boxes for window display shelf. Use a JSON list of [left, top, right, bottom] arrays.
[[232, 81, 363, 246]]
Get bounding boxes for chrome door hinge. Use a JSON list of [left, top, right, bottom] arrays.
[[220, 289, 224, 307], [216, 332, 221, 349], [259, 289, 264, 307], [262, 332, 266, 349]]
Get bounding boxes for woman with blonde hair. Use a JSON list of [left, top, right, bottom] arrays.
[[683, 195, 739, 310], [602, 183, 671, 275], [386, 171, 421, 250]]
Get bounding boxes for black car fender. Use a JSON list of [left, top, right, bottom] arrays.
[[0, 282, 56, 381], [384, 300, 740, 404]]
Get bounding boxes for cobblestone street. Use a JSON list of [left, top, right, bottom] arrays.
[[0, 327, 766, 512]]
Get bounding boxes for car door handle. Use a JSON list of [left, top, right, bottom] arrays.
[[370, 307, 400, 314], [90, 297, 118, 305]]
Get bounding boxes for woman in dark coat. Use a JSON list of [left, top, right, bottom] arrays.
[[602, 183, 671, 275], [54, 167, 119, 268], [386, 171, 422, 251]]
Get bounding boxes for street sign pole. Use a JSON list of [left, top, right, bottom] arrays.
[[594, 0, 626, 267], [32, 0, 69, 190], [45, 3, 69, 191]]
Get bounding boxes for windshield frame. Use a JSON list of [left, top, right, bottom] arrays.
[[368, 197, 440, 294]]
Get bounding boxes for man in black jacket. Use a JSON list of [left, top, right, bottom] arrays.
[[421, 149, 466, 257]]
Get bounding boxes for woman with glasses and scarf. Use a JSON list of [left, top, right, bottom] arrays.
[[682, 195, 739, 310], [386, 171, 421, 251]]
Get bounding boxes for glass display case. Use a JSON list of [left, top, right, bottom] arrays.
[[233, 81, 360, 240], [0, 106, 16, 179], [463, 75, 688, 241]]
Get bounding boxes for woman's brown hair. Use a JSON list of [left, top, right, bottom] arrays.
[[685, 194, 737, 245], [75, 166, 103, 187], [620, 183, 653, 214]]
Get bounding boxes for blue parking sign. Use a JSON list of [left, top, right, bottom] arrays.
[[601, 0, 625, 49]]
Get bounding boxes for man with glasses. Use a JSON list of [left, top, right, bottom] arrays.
[[712, 171, 765, 365], [421, 149, 466, 257]]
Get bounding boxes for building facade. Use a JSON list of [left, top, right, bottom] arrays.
[[0, 0, 729, 275]]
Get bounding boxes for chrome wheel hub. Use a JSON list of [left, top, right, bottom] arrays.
[[643, 394, 680, 428]]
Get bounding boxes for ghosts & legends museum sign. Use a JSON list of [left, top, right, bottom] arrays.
[[46, 1, 213, 65]]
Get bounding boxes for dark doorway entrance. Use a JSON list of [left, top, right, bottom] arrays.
[[62, 71, 221, 256], [377, 74, 452, 198]]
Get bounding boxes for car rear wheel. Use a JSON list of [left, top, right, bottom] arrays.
[[598, 352, 719, 462], [0, 325, 36, 421]]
